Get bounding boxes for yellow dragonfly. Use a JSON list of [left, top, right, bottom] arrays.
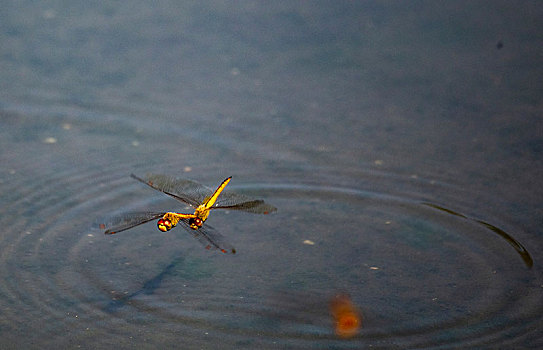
[[100, 174, 276, 254]]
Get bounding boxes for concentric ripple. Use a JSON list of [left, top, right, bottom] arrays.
[[0, 166, 541, 349]]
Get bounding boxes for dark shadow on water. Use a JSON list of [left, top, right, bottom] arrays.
[[422, 202, 533, 268], [105, 256, 185, 312]]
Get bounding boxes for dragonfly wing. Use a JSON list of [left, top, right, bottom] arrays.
[[213, 192, 277, 214], [132, 174, 213, 207], [132, 173, 276, 214], [177, 219, 236, 254], [100, 212, 165, 234]]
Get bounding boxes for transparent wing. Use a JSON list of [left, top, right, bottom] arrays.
[[177, 219, 236, 254], [213, 192, 277, 214], [132, 173, 213, 207], [100, 211, 165, 234], [133, 173, 277, 214]]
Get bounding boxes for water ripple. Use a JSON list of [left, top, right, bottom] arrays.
[[0, 167, 541, 348]]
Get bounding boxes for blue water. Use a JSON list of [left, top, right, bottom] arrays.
[[1, 1, 542, 349]]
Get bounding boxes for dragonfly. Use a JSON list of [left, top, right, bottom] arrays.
[[100, 174, 276, 254]]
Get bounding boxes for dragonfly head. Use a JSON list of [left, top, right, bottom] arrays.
[[189, 217, 203, 230], [157, 218, 173, 232]]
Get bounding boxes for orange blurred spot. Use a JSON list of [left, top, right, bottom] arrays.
[[330, 294, 361, 338]]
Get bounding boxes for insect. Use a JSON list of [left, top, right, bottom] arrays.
[[100, 174, 276, 254]]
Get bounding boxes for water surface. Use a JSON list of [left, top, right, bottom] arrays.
[[1, 1, 542, 349]]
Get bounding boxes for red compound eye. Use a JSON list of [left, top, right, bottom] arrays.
[[157, 219, 172, 232], [189, 217, 203, 229]]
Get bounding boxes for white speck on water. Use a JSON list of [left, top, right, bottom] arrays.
[[43, 9, 56, 19], [43, 137, 57, 144]]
